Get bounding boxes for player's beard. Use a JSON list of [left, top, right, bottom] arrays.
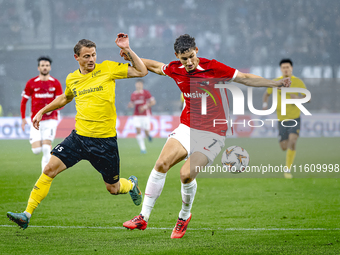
[[40, 70, 49, 76]]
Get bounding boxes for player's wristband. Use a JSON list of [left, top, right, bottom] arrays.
[[262, 102, 268, 108]]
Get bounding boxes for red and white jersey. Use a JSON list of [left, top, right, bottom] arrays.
[[162, 58, 238, 135], [21, 76, 63, 121], [130, 89, 153, 116]]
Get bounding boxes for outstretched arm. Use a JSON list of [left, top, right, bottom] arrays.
[[115, 33, 148, 78], [120, 50, 166, 76], [141, 59, 166, 76], [32, 93, 73, 130], [234, 72, 291, 88]]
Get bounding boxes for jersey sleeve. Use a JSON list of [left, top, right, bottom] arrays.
[[20, 80, 31, 119], [293, 78, 307, 96], [106, 60, 129, 80], [130, 93, 136, 102], [212, 60, 238, 82], [297, 78, 307, 89], [64, 75, 74, 98], [22, 80, 32, 99], [55, 79, 63, 96], [145, 90, 152, 100], [161, 63, 172, 77]]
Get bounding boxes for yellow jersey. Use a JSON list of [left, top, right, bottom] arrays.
[[267, 75, 306, 121], [65, 60, 128, 138]]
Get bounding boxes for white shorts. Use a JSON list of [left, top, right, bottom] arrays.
[[133, 116, 151, 130], [167, 124, 225, 166], [29, 119, 58, 144]]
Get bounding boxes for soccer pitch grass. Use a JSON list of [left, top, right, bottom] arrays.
[[0, 137, 339, 254]]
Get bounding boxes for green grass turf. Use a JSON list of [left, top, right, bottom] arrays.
[[0, 137, 339, 254]]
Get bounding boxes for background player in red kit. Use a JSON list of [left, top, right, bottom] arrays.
[[21, 56, 63, 172], [122, 34, 291, 238], [128, 79, 156, 154]]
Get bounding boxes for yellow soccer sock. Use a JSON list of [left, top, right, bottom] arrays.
[[25, 173, 53, 215], [285, 149, 296, 171], [119, 178, 133, 194]]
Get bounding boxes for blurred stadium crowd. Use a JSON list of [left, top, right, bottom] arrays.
[[0, 0, 339, 116], [1, 0, 338, 66]]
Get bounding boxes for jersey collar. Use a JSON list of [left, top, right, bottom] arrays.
[[78, 64, 97, 75], [178, 64, 205, 72]]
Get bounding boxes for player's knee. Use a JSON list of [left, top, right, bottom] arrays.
[[289, 142, 296, 150], [154, 159, 170, 173], [180, 168, 193, 183], [42, 161, 63, 178], [32, 147, 42, 154], [43, 163, 56, 178], [180, 172, 192, 184], [280, 142, 287, 151]]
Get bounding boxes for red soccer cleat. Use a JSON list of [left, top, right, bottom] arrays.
[[123, 215, 148, 230], [170, 214, 192, 239]]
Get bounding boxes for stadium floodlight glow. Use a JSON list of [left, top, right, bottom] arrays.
[[201, 84, 312, 116]]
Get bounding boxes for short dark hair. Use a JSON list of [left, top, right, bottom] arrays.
[[280, 59, 293, 67], [174, 34, 196, 54], [136, 79, 144, 84], [37, 56, 52, 66], [74, 39, 96, 56]]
